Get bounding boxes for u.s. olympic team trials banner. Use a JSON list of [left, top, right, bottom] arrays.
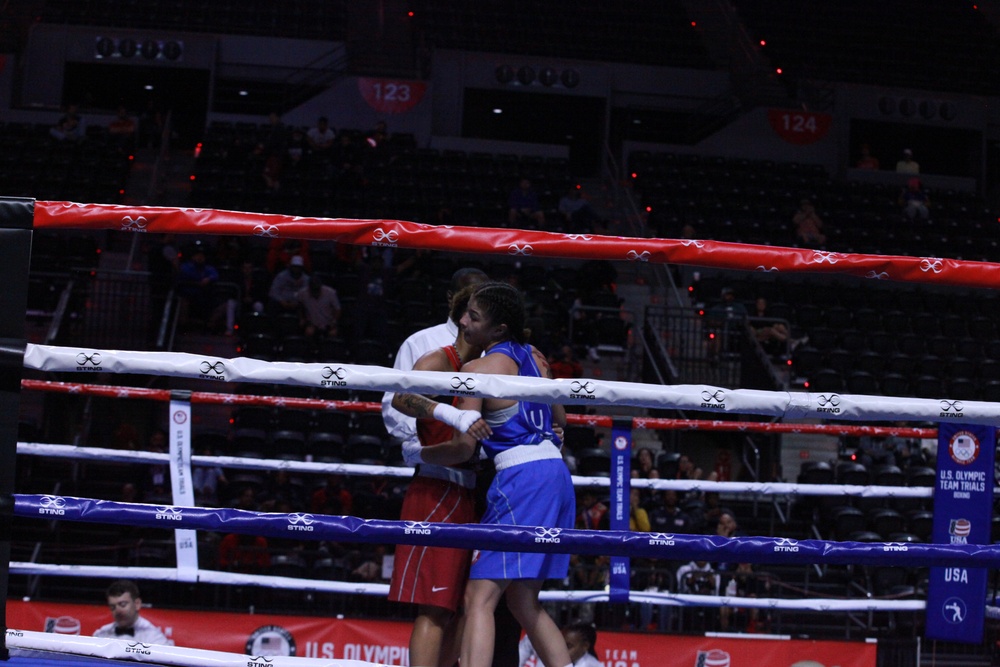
[[7, 600, 876, 666], [926, 422, 996, 644]]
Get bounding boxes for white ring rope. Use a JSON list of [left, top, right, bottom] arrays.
[[24, 343, 1000, 425]]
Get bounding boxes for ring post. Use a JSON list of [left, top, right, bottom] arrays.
[[0, 197, 34, 660]]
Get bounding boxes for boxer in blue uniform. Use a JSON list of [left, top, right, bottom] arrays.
[[421, 281, 574, 667]]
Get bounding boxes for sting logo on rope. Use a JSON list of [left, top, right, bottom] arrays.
[[120, 215, 148, 232], [534, 527, 562, 544], [75, 352, 103, 371], [38, 495, 66, 516], [155, 506, 183, 521], [570, 380, 597, 400], [404, 521, 433, 535], [626, 250, 651, 262], [816, 393, 842, 414], [940, 399, 964, 419], [647, 533, 676, 546], [125, 643, 152, 655], [253, 224, 279, 238], [199, 360, 226, 381], [508, 244, 533, 256], [450, 376, 477, 396], [320, 366, 348, 387], [372, 228, 399, 247], [700, 389, 726, 409], [287, 513, 316, 532], [774, 538, 800, 552]]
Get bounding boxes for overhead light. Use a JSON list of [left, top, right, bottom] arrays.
[[492, 108, 503, 114], [144, 84, 154, 91], [239, 90, 249, 97]]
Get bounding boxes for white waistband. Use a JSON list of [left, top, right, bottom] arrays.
[[493, 441, 562, 471], [416, 463, 476, 489]]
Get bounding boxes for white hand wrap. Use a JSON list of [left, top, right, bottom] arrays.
[[433, 403, 482, 433], [401, 438, 424, 467]]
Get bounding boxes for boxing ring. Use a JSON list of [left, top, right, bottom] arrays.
[[3, 198, 1000, 666]]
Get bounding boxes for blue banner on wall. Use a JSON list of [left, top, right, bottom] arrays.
[[925, 423, 995, 644], [608, 420, 632, 603]]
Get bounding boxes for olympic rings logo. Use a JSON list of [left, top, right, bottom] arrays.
[[817, 394, 841, 407], [508, 244, 533, 256], [920, 258, 944, 273], [451, 377, 476, 390], [701, 390, 726, 403], [253, 224, 279, 238], [120, 215, 148, 231], [571, 381, 596, 394], [321, 367, 347, 380], [76, 352, 102, 366], [940, 400, 964, 413], [626, 250, 651, 262], [40, 496, 66, 509], [288, 513, 316, 525], [373, 229, 399, 243], [200, 361, 226, 375]]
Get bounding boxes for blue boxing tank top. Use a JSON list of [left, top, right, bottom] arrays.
[[478, 340, 555, 459]]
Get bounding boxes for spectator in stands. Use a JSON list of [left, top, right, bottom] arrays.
[[266, 239, 312, 275], [310, 473, 353, 515], [855, 143, 879, 170], [50, 113, 83, 142], [895, 148, 920, 174], [267, 254, 309, 314], [576, 487, 608, 530], [558, 185, 601, 233], [751, 296, 790, 356], [549, 344, 583, 379], [192, 443, 228, 507], [508, 178, 547, 228], [898, 177, 931, 221], [144, 428, 171, 503], [175, 243, 223, 332], [646, 489, 693, 533], [628, 487, 651, 532], [633, 447, 660, 480], [237, 258, 268, 316], [676, 560, 719, 631], [307, 116, 336, 154], [108, 105, 137, 151], [262, 111, 289, 152], [792, 199, 827, 247], [296, 275, 341, 340], [94, 580, 169, 644], [286, 127, 308, 167], [218, 532, 271, 574], [718, 562, 766, 632], [259, 470, 306, 512]]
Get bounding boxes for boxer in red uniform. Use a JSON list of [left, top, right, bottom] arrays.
[[389, 285, 492, 667]]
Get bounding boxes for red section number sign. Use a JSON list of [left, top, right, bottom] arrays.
[[358, 78, 427, 115], [768, 109, 832, 145]]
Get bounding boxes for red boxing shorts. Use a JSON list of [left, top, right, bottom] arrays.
[[388, 475, 475, 612]]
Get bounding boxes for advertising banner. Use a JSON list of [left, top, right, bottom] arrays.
[[7, 600, 877, 666], [926, 422, 995, 643], [608, 419, 632, 603]]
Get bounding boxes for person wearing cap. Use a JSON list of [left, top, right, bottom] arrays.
[[267, 254, 309, 313], [895, 148, 920, 174]]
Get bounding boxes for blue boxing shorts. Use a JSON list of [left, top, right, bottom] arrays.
[[470, 443, 575, 580]]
